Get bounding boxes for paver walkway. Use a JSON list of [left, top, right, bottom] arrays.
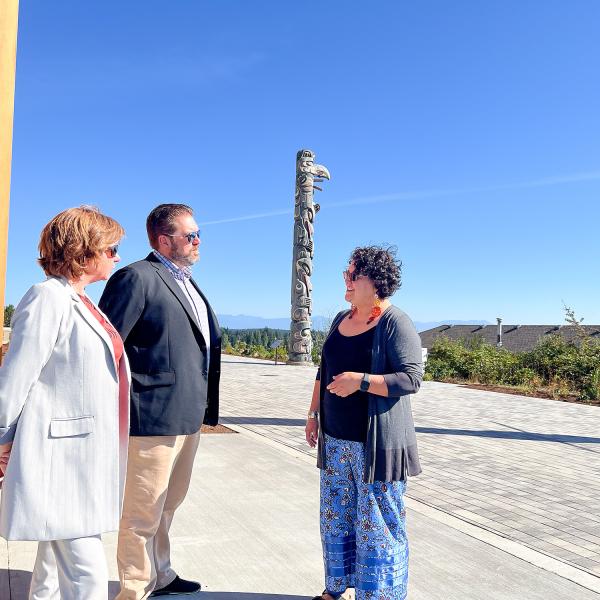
[[5, 429, 598, 599], [220, 355, 600, 578], [2, 354, 599, 598]]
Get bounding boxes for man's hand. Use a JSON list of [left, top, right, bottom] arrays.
[[305, 418, 319, 448], [326, 372, 362, 397], [0, 442, 13, 477]]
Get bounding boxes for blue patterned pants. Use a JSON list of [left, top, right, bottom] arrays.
[[320, 434, 408, 600]]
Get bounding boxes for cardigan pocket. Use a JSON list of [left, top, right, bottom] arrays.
[[49, 416, 94, 438]]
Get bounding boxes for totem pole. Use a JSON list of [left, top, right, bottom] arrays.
[[287, 149, 330, 365]]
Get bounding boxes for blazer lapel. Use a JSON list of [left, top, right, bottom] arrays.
[[190, 278, 221, 341], [52, 277, 118, 375], [73, 297, 118, 375]]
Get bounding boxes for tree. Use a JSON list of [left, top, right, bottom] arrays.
[[3, 305, 15, 327], [563, 303, 587, 344]]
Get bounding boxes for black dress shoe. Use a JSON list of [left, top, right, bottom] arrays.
[[149, 576, 202, 596]]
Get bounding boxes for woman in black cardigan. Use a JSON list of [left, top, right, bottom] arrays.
[[306, 246, 423, 600]]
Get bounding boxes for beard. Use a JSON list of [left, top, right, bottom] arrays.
[[170, 246, 199, 267]]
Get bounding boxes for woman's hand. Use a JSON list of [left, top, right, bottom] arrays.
[[305, 418, 319, 448], [326, 372, 362, 397], [0, 442, 13, 477]]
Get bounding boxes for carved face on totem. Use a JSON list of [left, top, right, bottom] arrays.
[[296, 149, 315, 163]]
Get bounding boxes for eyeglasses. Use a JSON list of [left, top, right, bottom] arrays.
[[342, 270, 364, 282], [165, 230, 201, 244], [106, 244, 119, 258]]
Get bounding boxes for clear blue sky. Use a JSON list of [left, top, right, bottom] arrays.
[[6, 1, 600, 324]]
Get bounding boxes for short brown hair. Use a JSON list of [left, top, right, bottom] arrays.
[[38, 206, 124, 279], [146, 204, 194, 249]]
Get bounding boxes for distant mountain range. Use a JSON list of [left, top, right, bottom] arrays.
[[217, 314, 490, 332], [217, 314, 331, 331]]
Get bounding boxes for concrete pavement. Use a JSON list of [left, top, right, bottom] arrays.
[[3, 431, 598, 599], [219, 355, 600, 578], [1, 354, 599, 599]]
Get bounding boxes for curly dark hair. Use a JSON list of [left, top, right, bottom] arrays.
[[349, 245, 402, 299]]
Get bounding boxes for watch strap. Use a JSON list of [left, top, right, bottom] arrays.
[[360, 373, 370, 392]]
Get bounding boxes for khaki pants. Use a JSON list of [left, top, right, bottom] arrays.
[[115, 432, 200, 600]]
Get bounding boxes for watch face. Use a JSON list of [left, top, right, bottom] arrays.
[[360, 380, 370, 392]]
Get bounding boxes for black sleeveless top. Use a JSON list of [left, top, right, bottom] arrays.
[[321, 325, 375, 442]]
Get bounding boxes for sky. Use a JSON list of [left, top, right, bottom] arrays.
[[6, 1, 600, 324]]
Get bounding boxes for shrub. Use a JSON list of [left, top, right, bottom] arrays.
[[512, 367, 540, 389], [464, 344, 520, 385], [223, 339, 289, 362], [425, 337, 470, 380], [424, 333, 600, 402], [522, 335, 576, 382], [547, 376, 572, 400], [583, 367, 600, 401]]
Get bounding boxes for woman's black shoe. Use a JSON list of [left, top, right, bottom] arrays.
[[149, 576, 201, 596], [311, 591, 343, 600]]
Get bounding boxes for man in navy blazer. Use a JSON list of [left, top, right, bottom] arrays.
[[100, 203, 221, 599]]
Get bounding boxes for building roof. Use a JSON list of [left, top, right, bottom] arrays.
[[419, 324, 600, 353]]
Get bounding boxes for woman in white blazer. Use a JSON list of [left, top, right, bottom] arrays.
[[0, 206, 130, 599]]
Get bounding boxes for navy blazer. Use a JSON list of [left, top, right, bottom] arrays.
[[99, 253, 221, 435]]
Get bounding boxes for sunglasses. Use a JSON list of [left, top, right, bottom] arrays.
[[166, 230, 201, 244], [342, 270, 364, 282], [106, 244, 119, 258]]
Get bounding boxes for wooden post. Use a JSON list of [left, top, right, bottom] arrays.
[[0, 1, 19, 331]]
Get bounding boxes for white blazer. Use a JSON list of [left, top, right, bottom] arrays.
[[0, 276, 130, 541]]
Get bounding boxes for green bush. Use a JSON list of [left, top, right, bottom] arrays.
[[424, 334, 600, 402], [425, 337, 470, 380], [584, 367, 600, 401], [464, 344, 520, 385], [511, 367, 540, 388], [223, 338, 289, 362], [522, 335, 579, 383]]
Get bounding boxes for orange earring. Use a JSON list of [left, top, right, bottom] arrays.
[[366, 294, 382, 324]]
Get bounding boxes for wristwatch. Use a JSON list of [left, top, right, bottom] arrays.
[[360, 373, 370, 392], [307, 410, 319, 419]]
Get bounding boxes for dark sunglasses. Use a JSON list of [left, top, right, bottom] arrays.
[[342, 270, 364, 282], [106, 244, 119, 258], [166, 230, 201, 244]]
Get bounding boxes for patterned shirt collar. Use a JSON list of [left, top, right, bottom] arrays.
[[153, 250, 192, 281]]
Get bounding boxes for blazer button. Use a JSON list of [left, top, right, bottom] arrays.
[[202, 370, 208, 377]]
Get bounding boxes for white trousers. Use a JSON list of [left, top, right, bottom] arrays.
[[29, 535, 108, 600]]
